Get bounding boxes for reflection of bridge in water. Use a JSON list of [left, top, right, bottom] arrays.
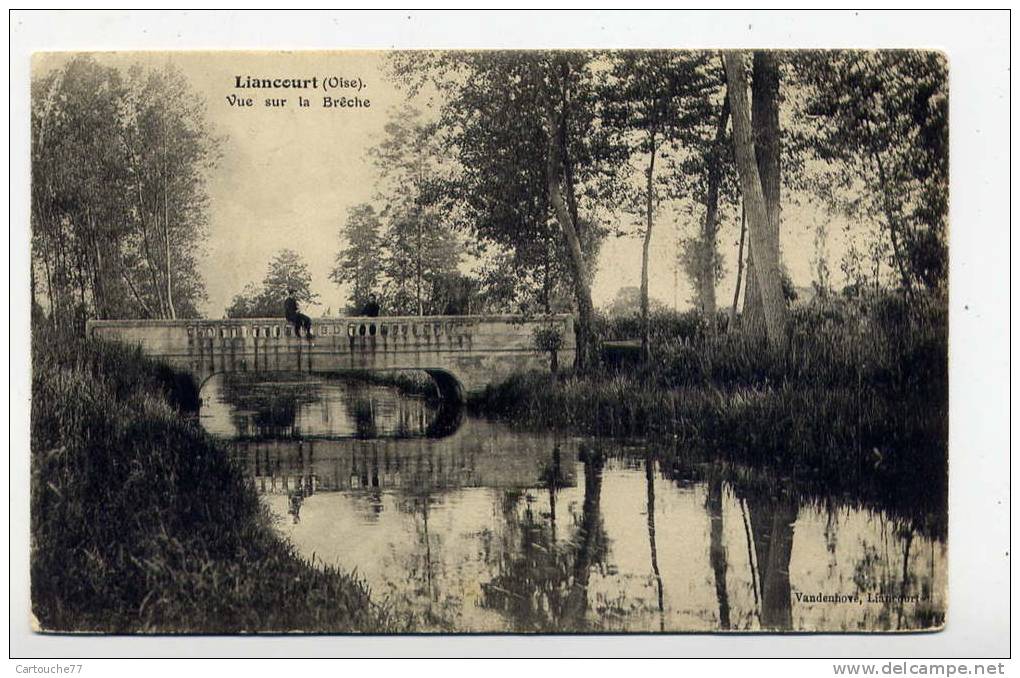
[[88, 314, 575, 401], [201, 373, 465, 440], [233, 419, 577, 496]]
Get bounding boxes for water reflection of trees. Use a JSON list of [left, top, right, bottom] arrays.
[[240, 426, 943, 632], [478, 446, 799, 632], [480, 445, 608, 632], [706, 477, 731, 630], [742, 491, 798, 630], [346, 396, 378, 439], [645, 455, 665, 631], [851, 520, 944, 631], [219, 373, 317, 438], [658, 449, 797, 631], [408, 495, 441, 620]]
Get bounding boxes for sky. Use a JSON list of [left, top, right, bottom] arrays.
[[36, 51, 866, 318]]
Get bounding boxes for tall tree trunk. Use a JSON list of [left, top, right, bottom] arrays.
[[85, 205, 107, 319], [542, 240, 552, 314], [30, 256, 38, 322], [55, 223, 71, 328], [700, 93, 731, 321], [640, 133, 657, 362], [42, 250, 54, 324], [137, 179, 167, 316], [75, 253, 87, 320], [120, 265, 154, 318], [416, 217, 424, 316], [558, 62, 582, 244], [729, 205, 747, 329], [872, 147, 916, 301], [741, 51, 783, 342], [34, 212, 58, 322], [127, 143, 168, 317], [543, 107, 596, 370], [723, 51, 789, 351], [162, 116, 176, 319]]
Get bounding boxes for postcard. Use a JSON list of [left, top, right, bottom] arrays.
[[28, 47, 948, 634]]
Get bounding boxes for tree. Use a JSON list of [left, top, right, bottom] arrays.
[[120, 61, 218, 319], [728, 206, 747, 327], [31, 56, 217, 328], [430, 271, 478, 315], [741, 51, 784, 341], [421, 59, 564, 312], [676, 90, 739, 322], [330, 204, 383, 313], [370, 106, 463, 316], [32, 57, 130, 326], [723, 51, 789, 350], [695, 67, 733, 319], [540, 63, 599, 369], [601, 51, 716, 359], [605, 286, 667, 318], [225, 249, 318, 318], [382, 206, 461, 316], [794, 50, 948, 298], [389, 51, 623, 369]]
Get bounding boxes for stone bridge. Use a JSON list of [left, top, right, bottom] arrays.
[[86, 314, 575, 402]]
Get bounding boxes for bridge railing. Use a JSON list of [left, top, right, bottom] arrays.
[[179, 317, 473, 341], [89, 314, 576, 350]]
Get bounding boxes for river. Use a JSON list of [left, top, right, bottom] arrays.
[[199, 372, 946, 633]]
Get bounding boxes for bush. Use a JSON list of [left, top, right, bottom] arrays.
[[533, 325, 565, 353], [595, 308, 713, 347]]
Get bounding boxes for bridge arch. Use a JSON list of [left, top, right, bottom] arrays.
[[423, 369, 464, 403]]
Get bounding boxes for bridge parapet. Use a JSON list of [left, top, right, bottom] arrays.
[[87, 314, 575, 400]]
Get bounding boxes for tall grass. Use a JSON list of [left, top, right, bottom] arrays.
[[473, 291, 948, 531], [30, 326, 398, 632]]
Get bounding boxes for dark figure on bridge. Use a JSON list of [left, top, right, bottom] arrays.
[[284, 289, 313, 339], [361, 293, 380, 318]]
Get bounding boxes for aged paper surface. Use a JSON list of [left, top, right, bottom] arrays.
[[28, 47, 948, 635]]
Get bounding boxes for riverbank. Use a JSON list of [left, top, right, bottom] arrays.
[[470, 294, 948, 533], [30, 328, 398, 632]]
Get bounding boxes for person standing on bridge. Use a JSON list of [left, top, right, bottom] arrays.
[[361, 293, 380, 318], [284, 288, 313, 339]]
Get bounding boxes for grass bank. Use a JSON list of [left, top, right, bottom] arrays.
[[30, 328, 400, 633], [471, 292, 948, 531]]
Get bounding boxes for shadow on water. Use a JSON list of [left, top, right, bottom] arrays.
[[201, 375, 947, 633]]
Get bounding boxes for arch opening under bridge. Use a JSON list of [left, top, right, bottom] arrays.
[[196, 369, 467, 439]]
